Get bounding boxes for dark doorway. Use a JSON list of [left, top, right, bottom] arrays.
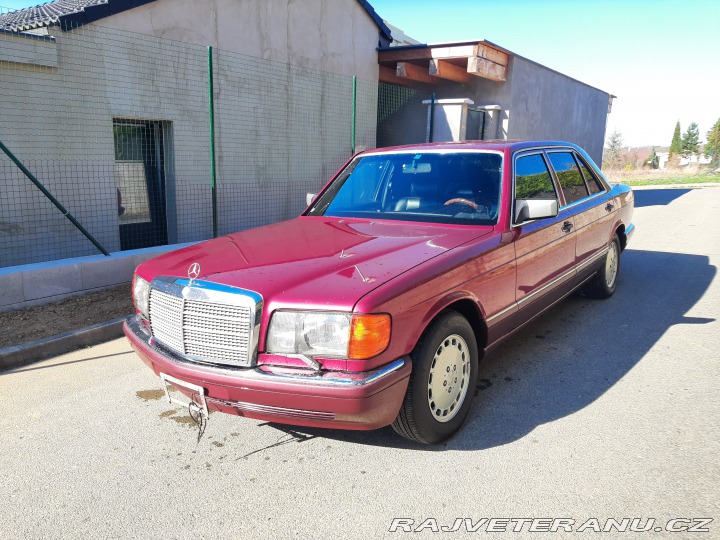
[[113, 119, 170, 250]]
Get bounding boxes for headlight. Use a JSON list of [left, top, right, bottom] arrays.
[[132, 274, 150, 319], [267, 311, 390, 360]]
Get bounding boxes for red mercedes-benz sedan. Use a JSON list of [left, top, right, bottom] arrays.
[[124, 140, 634, 443]]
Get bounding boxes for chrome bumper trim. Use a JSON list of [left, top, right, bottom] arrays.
[[625, 223, 636, 242], [206, 396, 336, 420], [126, 314, 407, 387]]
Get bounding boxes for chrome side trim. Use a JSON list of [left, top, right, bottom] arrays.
[[127, 315, 407, 388], [486, 303, 517, 324], [576, 247, 609, 273], [487, 251, 605, 324], [517, 266, 577, 309], [558, 189, 606, 211]]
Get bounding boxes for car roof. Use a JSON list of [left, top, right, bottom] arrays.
[[360, 140, 580, 155]]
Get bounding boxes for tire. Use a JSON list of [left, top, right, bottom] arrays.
[[583, 233, 621, 299], [392, 311, 479, 444]]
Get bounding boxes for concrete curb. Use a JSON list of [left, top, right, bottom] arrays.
[[0, 315, 129, 371]]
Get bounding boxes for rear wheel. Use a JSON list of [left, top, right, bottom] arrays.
[[392, 312, 478, 444], [583, 233, 621, 299]]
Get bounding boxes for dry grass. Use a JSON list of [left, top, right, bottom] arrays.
[[603, 165, 720, 186]]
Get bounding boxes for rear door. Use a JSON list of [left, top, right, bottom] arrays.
[[512, 151, 576, 323], [546, 150, 615, 282]]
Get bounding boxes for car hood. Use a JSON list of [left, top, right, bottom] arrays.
[[138, 217, 492, 310]]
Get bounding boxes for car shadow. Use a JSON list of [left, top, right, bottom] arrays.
[[633, 188, 692, 207], [260, 248, 716, 451]]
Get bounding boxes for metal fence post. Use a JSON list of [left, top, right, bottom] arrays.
[[428, 92, 436, 143], [351, 75, 357, 155], [208, 45, 218, 238]]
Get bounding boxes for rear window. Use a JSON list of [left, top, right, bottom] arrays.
[[576, 156, 605, 195], [547, 152, 589, 205]]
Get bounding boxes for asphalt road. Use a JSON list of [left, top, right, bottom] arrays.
[[1, 186, 718, 540]]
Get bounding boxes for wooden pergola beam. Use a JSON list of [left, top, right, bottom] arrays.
[[379, 44, 477, 63], [379, 42, 509, 67], [396, 62, 440, 84], [467, 56, 507, 82], [474, 44, 509, 66], [379, 65, 419, 87], [428, 59, 472, 83], [378, 41, 510, 84]]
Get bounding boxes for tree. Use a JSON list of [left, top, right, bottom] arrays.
[[705, 117, 720, 166], [603, 129, 623, 169], [669, 121, 682, 160], [646, 146, 659, 169], [681, 122, 700, 158]]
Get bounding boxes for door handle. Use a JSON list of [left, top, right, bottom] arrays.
[[605, 203, 614, 212], [562, 221, 573, 233]]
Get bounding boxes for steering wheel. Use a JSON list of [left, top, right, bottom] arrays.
[[444, 198, 478, 210]]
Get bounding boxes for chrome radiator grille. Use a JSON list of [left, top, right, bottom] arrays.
[[148, 278, 262, 367]]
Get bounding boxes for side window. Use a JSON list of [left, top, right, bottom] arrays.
[[515, 154, 557, 200], [575, 154, 605, 195], [325, 159, 388, 212], [547, 152, 589, 205]]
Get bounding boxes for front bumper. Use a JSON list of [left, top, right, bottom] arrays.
[[124, 315, 411, 430]]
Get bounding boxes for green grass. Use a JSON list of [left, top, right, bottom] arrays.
[[605, 171, 720, 187]]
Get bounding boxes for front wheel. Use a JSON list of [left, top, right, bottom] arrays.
[[392, 312, 479, 444], [583, 233, 621, 299]]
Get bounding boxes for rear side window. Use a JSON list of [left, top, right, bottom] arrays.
[[547, 152, 589, 205], [515, 154, 557, 200], [576, 156, 605, 195]]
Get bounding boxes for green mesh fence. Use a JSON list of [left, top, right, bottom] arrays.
[[0, 12, 431, 268]]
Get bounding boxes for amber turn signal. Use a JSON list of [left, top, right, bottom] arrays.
[[348, 314, 391, 360]]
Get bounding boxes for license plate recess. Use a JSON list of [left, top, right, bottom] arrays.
[[159, 372, 209, 421]]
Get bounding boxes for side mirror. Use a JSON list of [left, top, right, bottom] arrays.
[[306, 193, 316, 206], [514, 198, 558, 223]]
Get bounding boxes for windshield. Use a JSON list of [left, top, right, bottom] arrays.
[[307, 151, 502, 225]]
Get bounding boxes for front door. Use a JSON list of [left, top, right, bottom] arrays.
[[512, 152, 576, 323]]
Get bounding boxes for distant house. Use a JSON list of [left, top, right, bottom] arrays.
[[657, 152, 711, 169]]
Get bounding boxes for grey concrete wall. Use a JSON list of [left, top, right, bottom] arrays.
[[506, 56, 610, 165], [1, 27, 212, 266], [0, 4, 380, 268], [0, 243, 196, 312], [98, 0, 380, 81], [427, 55, 610, 163]]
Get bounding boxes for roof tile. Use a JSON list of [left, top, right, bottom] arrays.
[[0, 0, 107, 31]]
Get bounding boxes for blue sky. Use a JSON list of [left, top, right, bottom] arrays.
[[372, 0, 719, 148], [3, 0, 718, 147]]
